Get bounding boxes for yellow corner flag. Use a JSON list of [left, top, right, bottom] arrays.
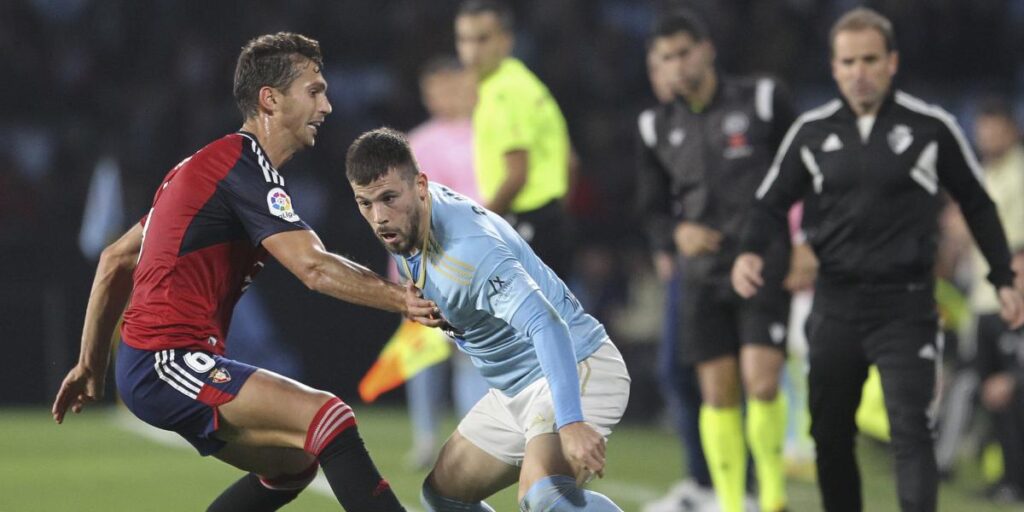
[[358, 320, 452, 403]]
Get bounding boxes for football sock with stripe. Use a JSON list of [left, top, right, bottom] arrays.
[[206, 463, 316, 512], [307, 397, 406, 511], [700, 405, 746, 512], [747, 394, 788, 512]]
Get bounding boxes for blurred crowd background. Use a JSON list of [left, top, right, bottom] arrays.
[[2, 0, 1022, 424]]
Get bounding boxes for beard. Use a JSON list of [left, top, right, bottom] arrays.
[[384, 206, 423, 255]]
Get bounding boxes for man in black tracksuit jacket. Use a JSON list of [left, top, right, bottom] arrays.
[[732, 8, 1024, 512]]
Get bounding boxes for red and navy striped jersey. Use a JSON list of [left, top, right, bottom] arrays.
[[121, 132, 310, 354]]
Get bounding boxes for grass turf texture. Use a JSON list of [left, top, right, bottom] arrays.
[[0, 406, 1014, 511]]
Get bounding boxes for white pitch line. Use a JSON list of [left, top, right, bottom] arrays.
[[589, 479, 664, 504]]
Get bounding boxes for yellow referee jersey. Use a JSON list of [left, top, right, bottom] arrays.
[[473, 58, 569, 213]]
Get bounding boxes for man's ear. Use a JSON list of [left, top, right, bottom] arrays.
[[416, 172, 429, 198], [257, 86, 279, 114]]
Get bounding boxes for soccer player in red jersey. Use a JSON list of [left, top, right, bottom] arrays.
[[51, 32, 438, 512]]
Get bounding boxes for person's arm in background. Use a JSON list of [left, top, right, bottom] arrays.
[[635, 109, 677, 281], [935, 119, 1024, 328], [783, 203, 818, 292], [486, 149, 528, 216], [734, 116, 811, 298], [52, 223, 143, 423]]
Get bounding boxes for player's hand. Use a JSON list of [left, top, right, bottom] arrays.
[[732, 253, 764, 298], [652, 251, 675, 283], [558, 421, 606, 486], [783, 242, 818, 292], [981, 372, 1016, 411], [404, 281, 444, 328], [997, 286, 1024, 329], [1012, 253, 1024, 291], [52, 364, 104, 424], [674, 222, 723, 257]]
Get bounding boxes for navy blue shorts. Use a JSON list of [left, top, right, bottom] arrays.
[[115, 341, 258, 456]]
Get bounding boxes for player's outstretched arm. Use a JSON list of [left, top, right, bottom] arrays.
[[53, 222, 143, 424], [263, 229, 441, 325]]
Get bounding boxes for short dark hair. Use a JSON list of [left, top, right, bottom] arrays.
[[419, 56, 464, 82], [977, 96, 1016, 122], [233, 32, 324, 120], [457, 0, 514, 32], [829, 8, 896, 56], [346, 128, 420, 185], [648, 10, 709, 50]]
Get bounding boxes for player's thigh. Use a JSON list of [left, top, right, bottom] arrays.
[[680, 282, 740, 366], [214, 442, 316, 478], [428, 430, 519, 502], [216, 369, 334, 449], [519, 433, 575, 501]]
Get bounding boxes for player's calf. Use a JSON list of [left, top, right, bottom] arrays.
[[305, 396, 406, 511], [421, 479, 496, 511], [519, 475, 622, 511], [207, 462, 317, 512]]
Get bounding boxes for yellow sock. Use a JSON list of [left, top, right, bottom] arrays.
[[700, 405, 746, 512], [748, 395, 788, 512]]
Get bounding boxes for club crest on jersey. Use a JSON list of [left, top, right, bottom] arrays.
[[668, 127, 686, 146], [723, 112, 753, 159], [888, 124, 913, 155], [208, 367, 231, 384], [267, 187, 301, 222], [722, 111, 750, 135]]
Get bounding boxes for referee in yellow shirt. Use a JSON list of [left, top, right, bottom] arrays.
[[455, 0, 573, 278]]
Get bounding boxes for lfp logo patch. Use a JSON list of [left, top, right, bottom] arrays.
[[267, 187, 301, 222]]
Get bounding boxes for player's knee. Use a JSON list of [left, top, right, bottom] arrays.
[[519, 475, 622, 512], [702, 385, 741, 407], [258, 461, 319, 492], [303, 396, 358, 457], [744, 376, 779, 401], [421, 478, 495, 512]]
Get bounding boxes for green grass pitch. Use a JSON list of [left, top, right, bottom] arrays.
[[0, 406, 1014, 511]]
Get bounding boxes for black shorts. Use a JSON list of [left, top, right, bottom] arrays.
[[676, 278, 790, 364], [506, 200, 570, 280]]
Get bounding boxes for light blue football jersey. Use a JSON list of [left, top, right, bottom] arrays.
[[393, 182, 608, 397]]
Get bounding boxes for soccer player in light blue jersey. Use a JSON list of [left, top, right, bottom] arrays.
[[346, 127, 631, 511]]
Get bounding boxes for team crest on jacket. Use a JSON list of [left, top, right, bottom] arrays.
[[723, 112, 753, 159], [267, 187, 301, 222], [888, 124, 913, 155], [209, 367, 231, 384], [668, 127, 686, 146]]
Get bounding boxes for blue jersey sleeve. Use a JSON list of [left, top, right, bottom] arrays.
[[470, 241, 583, 428], [220, 164, 310, 246]]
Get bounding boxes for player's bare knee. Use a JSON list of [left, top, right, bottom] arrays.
[[744, 376, 779, 401], [701, 381, 742, 407], [258, 460, 319, 491]]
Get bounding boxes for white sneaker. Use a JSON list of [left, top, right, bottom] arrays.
[[683, 484, 718, 512], [643, 480, 717, 512]]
